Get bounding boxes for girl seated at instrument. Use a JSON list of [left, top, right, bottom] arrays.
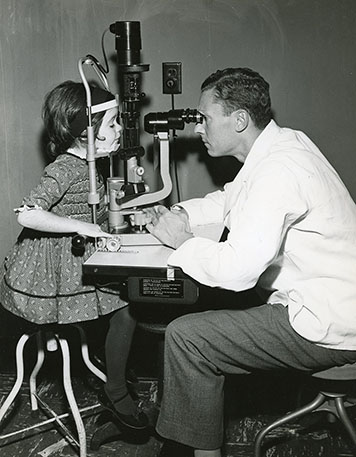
[[0, 80, 148, 432]]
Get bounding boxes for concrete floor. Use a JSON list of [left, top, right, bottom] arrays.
[[0, 334, 356, 457]]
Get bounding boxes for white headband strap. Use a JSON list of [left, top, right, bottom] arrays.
[[91, 97, 119, 114]]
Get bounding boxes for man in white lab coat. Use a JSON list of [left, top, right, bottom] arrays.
[[146, 68, 356, 457]]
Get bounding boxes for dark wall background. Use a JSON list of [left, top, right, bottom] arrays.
[[1, 0, 355, 267]]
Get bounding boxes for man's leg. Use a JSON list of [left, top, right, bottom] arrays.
[[157, 303, 356, 451]]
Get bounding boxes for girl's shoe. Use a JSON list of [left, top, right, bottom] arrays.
[[97, 388, 149, 432]]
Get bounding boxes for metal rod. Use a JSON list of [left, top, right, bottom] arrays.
[[0, 404, 101, 441], [34, 394, 79, 448]]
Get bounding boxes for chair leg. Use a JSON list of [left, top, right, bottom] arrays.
[[57, 335, 87, 457], [0, 333, 30, 424], [254, 392, 327, 457], [73, 325, 107, 383], [334, 396, 356, 450], [29, 331, 45, 412]]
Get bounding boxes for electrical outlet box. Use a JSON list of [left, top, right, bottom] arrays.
[[162, 62, 182, 94]]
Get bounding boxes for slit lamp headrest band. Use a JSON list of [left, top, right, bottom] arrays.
[[69, 88, 118, 138]]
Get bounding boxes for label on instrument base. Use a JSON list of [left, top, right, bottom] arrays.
[[127, 276, 199, 304], [140, 278, 184, 298]]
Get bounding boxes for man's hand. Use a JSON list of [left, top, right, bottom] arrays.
[[144, 205, 194, 249]]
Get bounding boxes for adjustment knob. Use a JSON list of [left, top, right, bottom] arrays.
[[72, 235, 86, 250]]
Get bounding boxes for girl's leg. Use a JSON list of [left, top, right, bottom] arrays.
[[104, 306, 136, 414]]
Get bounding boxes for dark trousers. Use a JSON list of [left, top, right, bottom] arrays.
[[156, 303, 356, 449]]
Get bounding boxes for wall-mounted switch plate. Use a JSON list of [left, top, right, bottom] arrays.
[[162, 62, 182, 94]]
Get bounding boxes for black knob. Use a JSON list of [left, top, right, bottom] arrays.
[[72, 235, 86, 250]]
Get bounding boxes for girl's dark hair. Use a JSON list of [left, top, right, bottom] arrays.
[[42, 81, 107, 159], [201, 68, 272, 129]]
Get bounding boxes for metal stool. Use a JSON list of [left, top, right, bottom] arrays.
[[254, 363, 356, 456], [137, 321, 167, 405], [0, 324, 107, 457]]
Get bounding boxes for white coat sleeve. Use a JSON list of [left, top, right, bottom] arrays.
[[168, 162, 309, 291]]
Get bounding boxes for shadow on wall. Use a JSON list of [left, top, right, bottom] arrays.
[[147, 136, 242, 189], [202, 154, 242, 188], [38, 128, 52, 166]]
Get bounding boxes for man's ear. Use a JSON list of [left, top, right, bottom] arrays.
[[233, 109, 249, 133]]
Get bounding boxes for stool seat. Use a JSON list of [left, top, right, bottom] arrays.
[[313, 363, 356, 380], [137, 322, 167, 334], [0, 325, 107, 457]]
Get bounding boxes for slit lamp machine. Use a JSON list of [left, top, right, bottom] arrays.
[[76, 21, 202, 252]]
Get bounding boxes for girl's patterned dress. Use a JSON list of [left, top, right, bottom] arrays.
[[0, 153, 126, 324]]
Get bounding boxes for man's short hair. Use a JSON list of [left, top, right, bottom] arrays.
[[201, 68, 272, 129]]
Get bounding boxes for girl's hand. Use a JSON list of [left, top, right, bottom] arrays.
[[76, 222, 111, 239]]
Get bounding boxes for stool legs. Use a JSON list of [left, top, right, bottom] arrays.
[[156, 336, 164, 405], [254, 392, 356, 457], [334, 396, 356, 447], [29, 331, 45, 412], [57, 335, 87, 457], [0, 333, 30, 423], [0, 327, 105, 457], [74, 324, 107, 383], [254, 392, 326, 457]]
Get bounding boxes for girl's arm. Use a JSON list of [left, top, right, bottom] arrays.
[[17, 208, 109, 238]]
